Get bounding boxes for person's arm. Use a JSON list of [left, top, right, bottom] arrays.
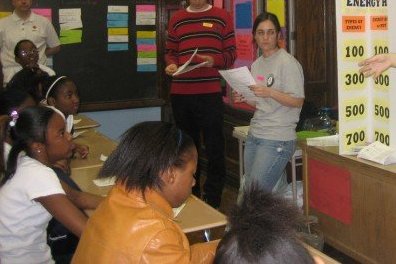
[[249, 85, 304, 108], [36, 194, 87, 237], [45, 45, 60, 57], [60, 180, 104, 210], [164, 15, 179, 76], [210, 11, 237, 69], [43, 19, 61, 57], [359, 53, 396, 78]]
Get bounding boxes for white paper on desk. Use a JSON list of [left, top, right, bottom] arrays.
[[218, 66, 257, 101], [72, 129, 87, 139], [173, 48, 208, 76], [93, 176, 116, 187], [306, 135, 339, 147], [73, 119, 81, 125], [357, 141, 396, 165]]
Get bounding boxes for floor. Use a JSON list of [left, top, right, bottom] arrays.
[[187, 183, 360, 264]]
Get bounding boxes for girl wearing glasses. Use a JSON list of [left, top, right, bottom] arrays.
[[235, 12, 305, 199]]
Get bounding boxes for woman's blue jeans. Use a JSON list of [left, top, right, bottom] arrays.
[[239, 134, 296, 195]]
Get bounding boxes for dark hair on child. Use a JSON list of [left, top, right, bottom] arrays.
[[252, 12, 281, 35], [6, 69, 49, 103], [0, 89, 33, 116], [1, 106, 56, 186], [99, 121, 195, 193], [42, 75, 72, 100], [14, 39, 35, 58], [214, 184, 315, 264]]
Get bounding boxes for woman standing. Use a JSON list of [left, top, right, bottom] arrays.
[[236, 12, 304, 197]]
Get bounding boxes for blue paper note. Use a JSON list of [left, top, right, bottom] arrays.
[[108, 43, 128, 51], [236, 2, 252, 29], [107, 20, 128, 27], [137, 64, 157, 72], [107, 13, 128, 21]]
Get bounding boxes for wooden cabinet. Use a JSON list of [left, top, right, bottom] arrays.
[[302, 144, 396, 264]]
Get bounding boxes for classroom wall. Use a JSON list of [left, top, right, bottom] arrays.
[[82, 107, 161, 141]]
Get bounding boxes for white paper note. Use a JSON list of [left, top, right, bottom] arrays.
[[173, 48, 208, 76]]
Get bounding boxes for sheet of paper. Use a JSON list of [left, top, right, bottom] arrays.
[[218, 66, 257, 100], [173, 48, 208, 76], [357, 141, 396, 165], [306, 135, 339, 147], [93, 176, 116, 187], [72, 130, 87, 139]]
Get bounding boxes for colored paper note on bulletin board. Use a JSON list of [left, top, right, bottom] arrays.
[[266, 0, 286, 27], [235, 2, 252, 29], [308, 158, 352, 224], [235, 34, 254, 60]]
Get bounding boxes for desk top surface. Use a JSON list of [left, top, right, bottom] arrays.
[[71, 167, 227, 233], [70, 129, 117, 170]]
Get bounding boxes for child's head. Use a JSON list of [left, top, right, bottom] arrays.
[[14, 39, 39, 68], [42, 75, 80, 116], [99, 121, 197, 207], [214, 185, 319, 264], [0, 89, 36, 116], [1, 106, 74, 186], [6, 68, 49, 103]]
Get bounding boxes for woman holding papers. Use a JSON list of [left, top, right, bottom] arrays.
[[236, 12, 304, 198]]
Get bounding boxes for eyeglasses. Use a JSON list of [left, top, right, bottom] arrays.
[[20, 49, 38, 57], [255, 29, 277, 37]]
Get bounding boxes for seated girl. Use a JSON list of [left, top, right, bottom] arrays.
[[0, 89, 103, 262], [0, 106, 87, 263], [72, 121, 218, 263], [41, 75, 89, 173]]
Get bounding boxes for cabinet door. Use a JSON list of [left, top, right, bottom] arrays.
[[295, 0, 337, 108]]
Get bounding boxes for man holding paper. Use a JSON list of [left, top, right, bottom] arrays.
[[165, 0, 236, 208]]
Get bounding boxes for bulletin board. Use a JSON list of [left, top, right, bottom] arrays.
[[0, 0, 166, 111], [336, 0, 396, 154]]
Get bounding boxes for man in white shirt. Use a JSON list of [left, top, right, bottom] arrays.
[[0, 0, 60, 87]]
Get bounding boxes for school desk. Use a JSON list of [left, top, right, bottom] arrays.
[[302, 143, 396, 264], [70, 129, 117, 170], [73, 114, 100, 130], [70, 166, 227, 234]]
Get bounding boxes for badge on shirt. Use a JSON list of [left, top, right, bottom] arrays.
[[266, 74, 274, 87], [203, 22, 213, 28]]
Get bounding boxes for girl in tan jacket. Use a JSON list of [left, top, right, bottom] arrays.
[[72, 121, 218, 263]]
